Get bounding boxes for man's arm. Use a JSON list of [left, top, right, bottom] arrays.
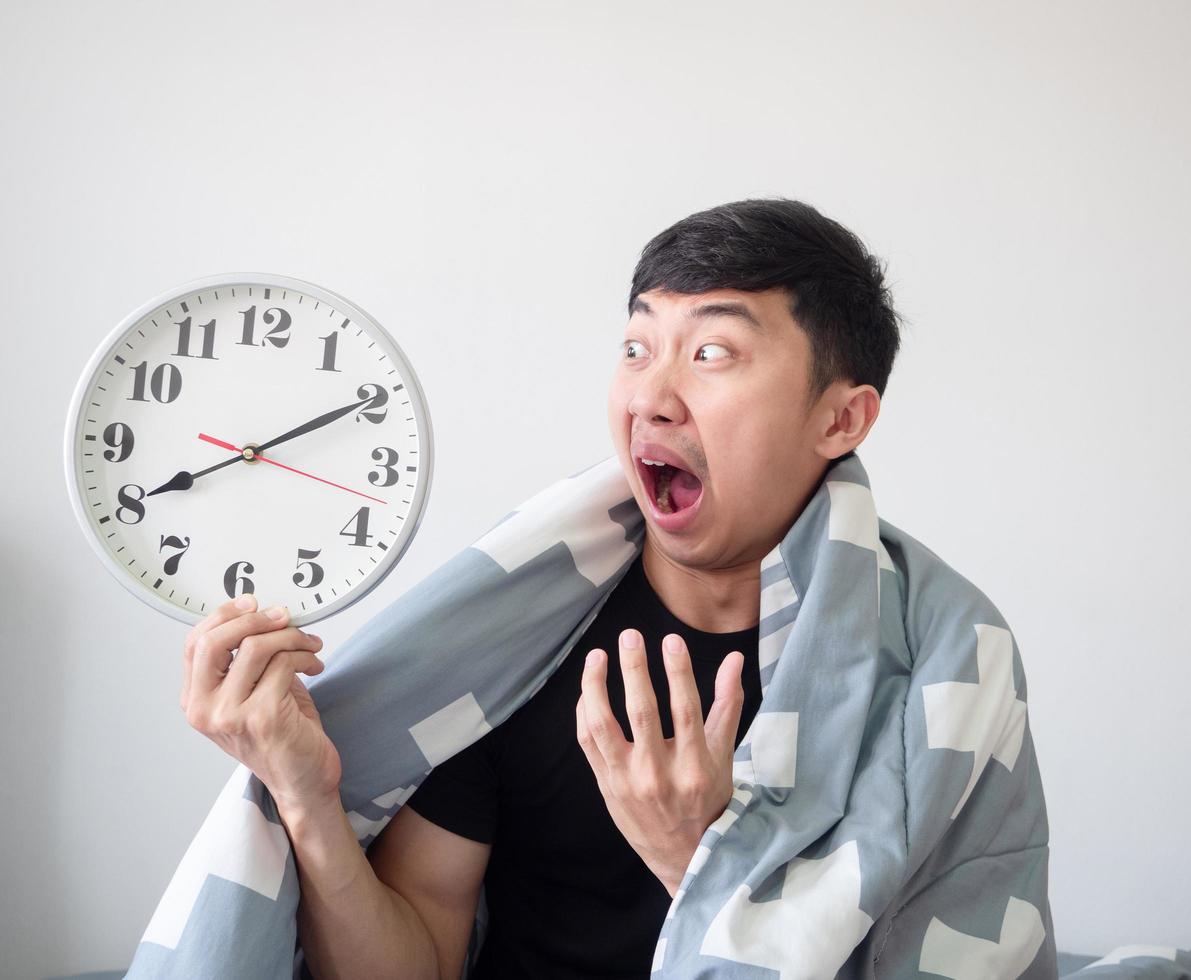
[[278, 795, 490, 980]]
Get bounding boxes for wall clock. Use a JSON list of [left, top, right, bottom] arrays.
[[63, 272, 434, 627]]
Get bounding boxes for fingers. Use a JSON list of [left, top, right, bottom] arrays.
[[247, 649, 325, 708], [575, 697, 609, 786], [703, 651, 746, 761], [661, 633, 708, 765], [578, 647, 629, 769], [617, 629, 664, 759], [181, 594, 258, 710], [188, 603, 295, 700], [220, 627, 324, 704]]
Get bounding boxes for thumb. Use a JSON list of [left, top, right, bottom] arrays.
[[703, 651, 745, 761]]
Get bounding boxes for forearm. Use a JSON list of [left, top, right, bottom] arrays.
[[278, 795, 439, 980]]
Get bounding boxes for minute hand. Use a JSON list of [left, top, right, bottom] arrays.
[[254, 395, 374, 455]]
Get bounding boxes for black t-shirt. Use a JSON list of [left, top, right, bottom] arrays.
[[403, 552, 763, 979]]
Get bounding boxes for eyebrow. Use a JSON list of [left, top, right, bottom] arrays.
[[630, 297, 764, 331]]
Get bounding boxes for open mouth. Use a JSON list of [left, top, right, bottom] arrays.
[[635, 456, 704, 515]]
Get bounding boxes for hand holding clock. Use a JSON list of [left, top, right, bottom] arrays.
[[180, 592, 343, 814]]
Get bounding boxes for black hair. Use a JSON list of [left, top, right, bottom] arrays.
[[628, 197, 904, 405]]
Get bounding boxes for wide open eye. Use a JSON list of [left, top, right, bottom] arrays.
[[695, 343, 731, 362], [621, 340, 648, 359]]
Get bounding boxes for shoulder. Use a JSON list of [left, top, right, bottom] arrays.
[[878, 517, 1028, 690]]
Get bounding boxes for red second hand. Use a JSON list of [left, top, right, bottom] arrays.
[[198, 433, 388, 505]]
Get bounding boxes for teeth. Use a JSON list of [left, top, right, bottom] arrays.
[[642, 458, 667, 466]]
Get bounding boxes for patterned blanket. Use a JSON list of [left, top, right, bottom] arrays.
[[125, 448, 1188, 978]]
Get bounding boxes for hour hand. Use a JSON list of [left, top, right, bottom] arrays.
[[146, 451, 243, 496], [146, 470, 194, 496]]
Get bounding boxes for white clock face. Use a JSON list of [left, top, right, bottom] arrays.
[[63, 274, 434, 627]]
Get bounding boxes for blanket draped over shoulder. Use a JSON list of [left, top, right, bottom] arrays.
[[124, 449, 1187, 979]]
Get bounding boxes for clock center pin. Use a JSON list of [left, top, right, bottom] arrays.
[[242, 443, 260, 464]]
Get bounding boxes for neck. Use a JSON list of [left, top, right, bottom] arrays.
[[640, 536, 762, 634]]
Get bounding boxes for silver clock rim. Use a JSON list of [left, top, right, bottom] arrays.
[[63, 271, 435, 630]]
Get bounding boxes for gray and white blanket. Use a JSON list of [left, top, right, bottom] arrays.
[[125, 449, 1189, 978]]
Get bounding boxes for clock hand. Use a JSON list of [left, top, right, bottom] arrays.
[[253, 394, 374, 455], [145, 394, 375, 496], [231, 439, 389, 504], [146, 436, 248, 495], [149, 434, 389, 504]]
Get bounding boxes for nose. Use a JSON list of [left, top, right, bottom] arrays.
[[627, 361, 687, 425]]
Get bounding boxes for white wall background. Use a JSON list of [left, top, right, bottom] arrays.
[[2, 2, 1188, 977]]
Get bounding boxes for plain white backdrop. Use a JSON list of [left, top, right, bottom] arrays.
[[2, 2, 1188, 977]]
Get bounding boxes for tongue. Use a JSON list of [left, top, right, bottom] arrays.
[[669, 468, 702, 510]]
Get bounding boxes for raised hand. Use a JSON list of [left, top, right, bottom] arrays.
[[575, 629, 745, 897]]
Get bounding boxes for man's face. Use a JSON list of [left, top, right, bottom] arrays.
[[607, 286, 836, 569]]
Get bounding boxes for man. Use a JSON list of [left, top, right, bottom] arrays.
[[182, 197, 905, 978], [365, 198, 896, 977]]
